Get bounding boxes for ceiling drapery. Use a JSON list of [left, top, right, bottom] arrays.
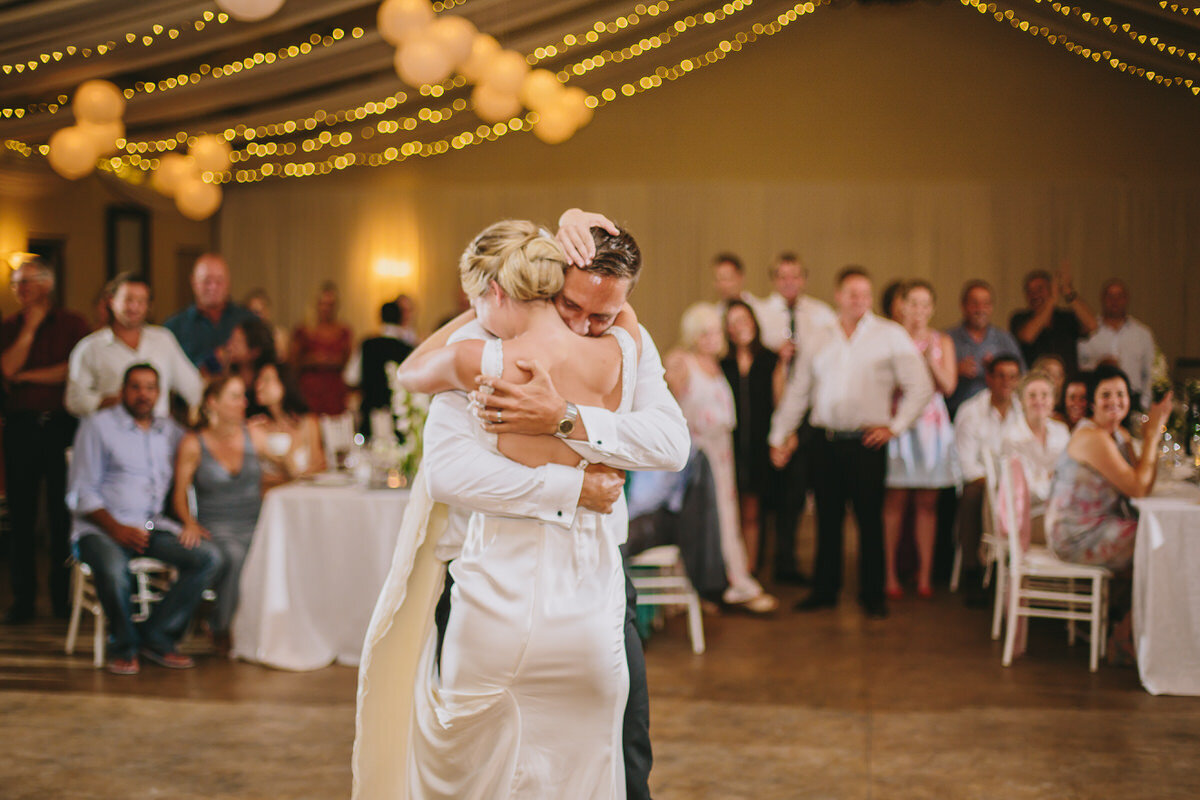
[[2, 0, 1200, 185]]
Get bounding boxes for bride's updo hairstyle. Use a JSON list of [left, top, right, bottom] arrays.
[[460, 220, 567, 302]]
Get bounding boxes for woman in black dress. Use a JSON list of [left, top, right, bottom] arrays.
[[721, 300, 787, 573]]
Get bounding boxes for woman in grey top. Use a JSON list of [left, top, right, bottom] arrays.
[[173, 374, 268, 656]]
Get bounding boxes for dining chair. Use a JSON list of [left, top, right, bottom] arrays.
[[996, 456, 1111, 672], [65, 557, 178, 667], [629, 545, 705, 655]]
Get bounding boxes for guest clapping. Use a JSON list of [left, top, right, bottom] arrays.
[[248, 362, 326, 487], [173, 375, 267, 656], [666, 303, 777, 613], [883, 281, 959, 599]]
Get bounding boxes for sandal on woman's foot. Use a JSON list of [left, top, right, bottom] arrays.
[[916, 585, 934, 599], [885, 586, 904, 600], [735, 593, 779, 615]]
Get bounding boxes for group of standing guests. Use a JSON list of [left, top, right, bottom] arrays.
[[0, 252, 415, 675], [663, 252, 1166, 622]]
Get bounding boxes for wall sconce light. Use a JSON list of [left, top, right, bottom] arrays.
[[374, 256, 413, 279], [5, 252, 37, 270]]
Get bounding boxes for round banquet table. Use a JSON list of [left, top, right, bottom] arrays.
[[232, 480, 412, 671]]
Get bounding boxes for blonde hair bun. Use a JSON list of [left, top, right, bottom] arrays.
[[460, 220, 567, 302]]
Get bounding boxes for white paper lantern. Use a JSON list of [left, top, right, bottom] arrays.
[[78, 120, 125, 156], [72, 80, 125, 125], [429, 16, 476, 67], [176, 179, 223, 220], [532, 108, 576, 145], [394, 34, 454, 87], [216, 0, 285, 22], [378, 0, 434, 45], [47, 127, 98, 179], [459, 34, 500, 83], [190, 134, 233, 173], [471, 83, 522, 123], [519, 69, 563, 112], [557, 86, 594, 129], [481, 49, 529, 95], [152, 153, 200, 195]]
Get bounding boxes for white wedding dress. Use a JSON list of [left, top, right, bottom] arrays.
[[353, 327, 637, 800]]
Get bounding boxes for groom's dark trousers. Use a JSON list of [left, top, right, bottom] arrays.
[[435, 563, 653, 800]]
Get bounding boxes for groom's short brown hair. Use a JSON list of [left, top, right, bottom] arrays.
[[586, 227, 642, 290]]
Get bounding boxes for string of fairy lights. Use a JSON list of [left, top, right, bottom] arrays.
[[3, 0, 1200, 184]]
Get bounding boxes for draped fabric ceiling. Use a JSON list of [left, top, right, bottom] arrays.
[[3, 0, 1200, 184]]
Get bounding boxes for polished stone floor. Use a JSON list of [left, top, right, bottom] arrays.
[[3, 574, 1200, 799]]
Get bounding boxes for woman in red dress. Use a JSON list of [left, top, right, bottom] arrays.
[[291, 281, 353, 415]]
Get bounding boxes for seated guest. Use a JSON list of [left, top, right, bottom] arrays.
[[344, 300, 415, 437], [1077, 279, 1156, 411], [248, 361, 325, 488], [67, 364, 222, 675], [952, 355, 1024, 605], [720, 299, 785, 572], [945, 279, 1025, 417], [1002, 371, 1070, 511], [1061, 375, 1090, 429], [1030, 354, 1066, 408], [165, 254, 255, 372], [173, 374, 267, 656], [215, 315, 277, 384], [67, 273, 203, 420], [291, 281, 353, 415], [665, 303, 777, 613]]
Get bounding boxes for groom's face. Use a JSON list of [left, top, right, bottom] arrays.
[[554, 267, 631, 337]]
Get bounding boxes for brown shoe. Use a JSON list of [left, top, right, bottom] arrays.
[[106, 656, 140, 676], [140, 648, 195, 669]]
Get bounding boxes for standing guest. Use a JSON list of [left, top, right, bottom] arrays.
[[243, 288, 290, 362], [344, 300, 415, 438], [952, 355, 1024, 606], [945, 280, 1025, 417], [248, 361, 325, 488], [711, 252, 761, 315], [755, 253, 836, 353], [89, 285, 111, 331], [1002, 371, 1070, 510], [754, 253, 836, 585], [666, 303, 778, 613], [879, 279, 906, 322], [165, 254, 255, 372], [1046, 365, 1173, 661], [395, 294, 421, 347], [1077, 279, 1156, 410], [883, 281, 959, 599], [215, 316, 277, 385], [770, 267, 933, 619], [291, 281, 353, 415], [173, 375, 265, 657], [1009, 267, 1097, 377], [720, 299, 787, 574], [0, 257, 90, 623], [1061, 375, 1090, 429], [67, 364, 222, 674], [67, 273, 203, 420]]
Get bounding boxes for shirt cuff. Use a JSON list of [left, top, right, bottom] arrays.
[[539, 464, 585, 528], [575, 405, 618, 455]]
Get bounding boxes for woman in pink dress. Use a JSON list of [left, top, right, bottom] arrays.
[[291, 281, 353, 415]]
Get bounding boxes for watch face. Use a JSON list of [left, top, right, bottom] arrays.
[[558, 419, 574, 435]]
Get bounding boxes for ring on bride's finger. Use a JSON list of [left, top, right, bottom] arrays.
[[496, 410, 503, 424], [478, 384, 494, 396]]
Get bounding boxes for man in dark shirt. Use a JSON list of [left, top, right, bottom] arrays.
[[1009, 268, 1096, 377], [0, 258, 90, 622], [353, 300, 414, 436], [163, 253, 254, 373]]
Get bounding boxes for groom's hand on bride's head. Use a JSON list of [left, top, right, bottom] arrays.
[[579, 464, 626, 513], [556, 208, 620, 267], [471, 360, 564, 436]]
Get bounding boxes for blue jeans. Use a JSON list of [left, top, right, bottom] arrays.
[[75, 531, 223, 660]]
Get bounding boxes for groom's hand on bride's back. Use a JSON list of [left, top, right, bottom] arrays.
[[579, 464, 626, 513], [471, 360, 564, 436]]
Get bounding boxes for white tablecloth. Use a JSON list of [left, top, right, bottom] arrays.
[[232, 481, 412, 671], [1132, 480, 1200, 695]]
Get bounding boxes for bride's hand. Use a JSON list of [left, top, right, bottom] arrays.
[[556, 208, 620, 267]]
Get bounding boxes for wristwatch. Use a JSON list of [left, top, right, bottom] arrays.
[[554, 402, 579, 438]]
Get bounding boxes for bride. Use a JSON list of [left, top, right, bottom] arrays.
[[353, 220, 640, 799]]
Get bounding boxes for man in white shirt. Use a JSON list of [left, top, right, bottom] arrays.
[[952, 354, 1023, 606], [1077, 279, 1156, 410], [66, 274, 203, 420], [768, 267, 933, 619], [407, 211, 689, 800], [753, 253, 836, 584]]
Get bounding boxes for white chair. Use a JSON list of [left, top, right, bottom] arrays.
[[65, 557, 179, 667], [629, 545, 705, 655], [319, 411, 357, 466], [996, 457, 1111, 672]]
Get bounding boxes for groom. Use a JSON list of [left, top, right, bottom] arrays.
[[409, 209, 689, 800]]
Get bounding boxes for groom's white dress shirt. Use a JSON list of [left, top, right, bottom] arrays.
[[423, 319, 690, 562]]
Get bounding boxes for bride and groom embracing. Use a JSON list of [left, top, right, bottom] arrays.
[[352, 209, 691, 799]]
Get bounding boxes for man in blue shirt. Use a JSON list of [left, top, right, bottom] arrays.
[[945, 280, 1026, 417], [164, 254, 254, 373], [68, 363, 222, 675]]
